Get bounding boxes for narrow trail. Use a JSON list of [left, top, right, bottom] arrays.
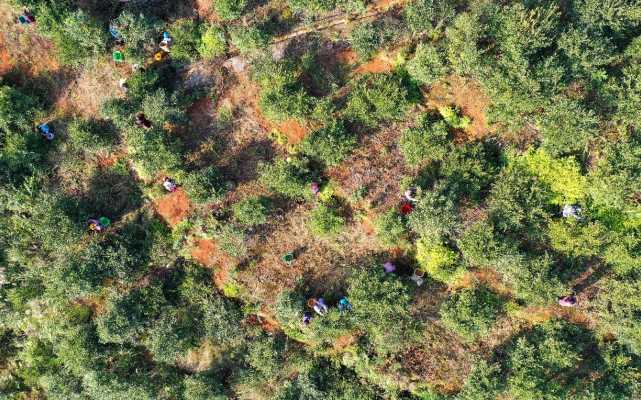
[[272, 0, 407, 43]]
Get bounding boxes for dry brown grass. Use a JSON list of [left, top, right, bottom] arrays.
[[327, 121, 411, 215], [178, 340, 220, 372], [55, 58, 125, 118]]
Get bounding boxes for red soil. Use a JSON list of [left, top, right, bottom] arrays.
[[154, 188, 191, 226], [426, 76, 493, 141], [277, 119, 310, 145], [191, 238, 235, 291], [335, 48, 358, 65], [354, 53, 395, 74]]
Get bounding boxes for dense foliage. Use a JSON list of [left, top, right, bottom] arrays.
[[2, 0, 641, 398]]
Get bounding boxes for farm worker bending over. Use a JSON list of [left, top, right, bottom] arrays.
[[135, 113, 152, 129], [338, 297, 352, 312], [38, 123, 54, 140], [404, 186, 418, 202], [18, 11, 35, 24], [558, 295, 577, 307], [159, 32, 173, 52], [308, 298, 328, 316], [163, 177, 177, 192]]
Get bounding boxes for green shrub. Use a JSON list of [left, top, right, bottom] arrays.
[[439, 105, 471, 129], [407, 43, 447, 85], [375, 209, 407, 247], [259, 157, 313, 199], [488, 162, 554, 240], [214, 0, 247, 21], [230, 26, 269, 55], [597, 277, 641, 355], [348, 21, 393, 60], [445, 12, 483, 76], [309, 202, 345, 237], [182, 167, 226, 204], [416, 238, 464, 283], [535, 98, 599, 156], [183, 375, 226, 400], [145, 309, 197, 363], [513, 149, 587, 206], [232, 196, 269, 227], [260, 86, 315, 122], [408, 191, 460, 239], [66, 119, 117, 152], [53, 10, 106, 65], [95, 285, 166, 344], [199, 24, 227, 59], [495, 255, 566, 306], [503, 320, 589, 400], [345, 73, 413, 126], [0, 85, 39, 132], [439, 142, 500, 203], [440, 286, 504, 341], [456, 219, 513, 268], [167, 19, 202, 62], [299, 121, 356, 166], [399, 115, 450, 165], [112, 11, 162, 63], [548, 220, 607, 259], [404, 0, 457, 35], [347, 267, 421, 355], [456, 361, 502, 400]]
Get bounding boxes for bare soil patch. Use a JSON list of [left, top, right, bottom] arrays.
[[354, 52, 395, 74], [55, 59, 124, 118], [426, 75, 493, 141], [277, 119, 310, 145], [0, 4, 59, 76], [154, 188, 191, 226], [190, 237, 235, 290], [328, 122, 409, 213]]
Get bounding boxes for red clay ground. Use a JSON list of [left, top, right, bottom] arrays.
[[154, 188, 191, 226], [353, 52, 395, 74], [190, 237, 236, 291], [277, 119, 310, 145], [0, 4, 59, 76]]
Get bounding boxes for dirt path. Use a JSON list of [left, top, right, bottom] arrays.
[[272, 0, 408, 43]]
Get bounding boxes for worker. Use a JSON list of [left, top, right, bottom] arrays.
[[108, 23, 121, 40], [118, 78, 128, 93], [162, 177, 177, 192], [310, 182, 320, 196], [135, 113, 152, 129], [410, 269, 425, 286], [558, 295, 577, 307], [18, 11, 35, 24], [338, 297, 352, 312], [159, 32, 173, 52], [400, 202, 414, 215], [309, 298, 328, 316], [562, 204, 582, 220], [88, 218, 104, 232], [383, 261, 396, 273], [38, 123, 54, 140], [404, 186, 418, 202]]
